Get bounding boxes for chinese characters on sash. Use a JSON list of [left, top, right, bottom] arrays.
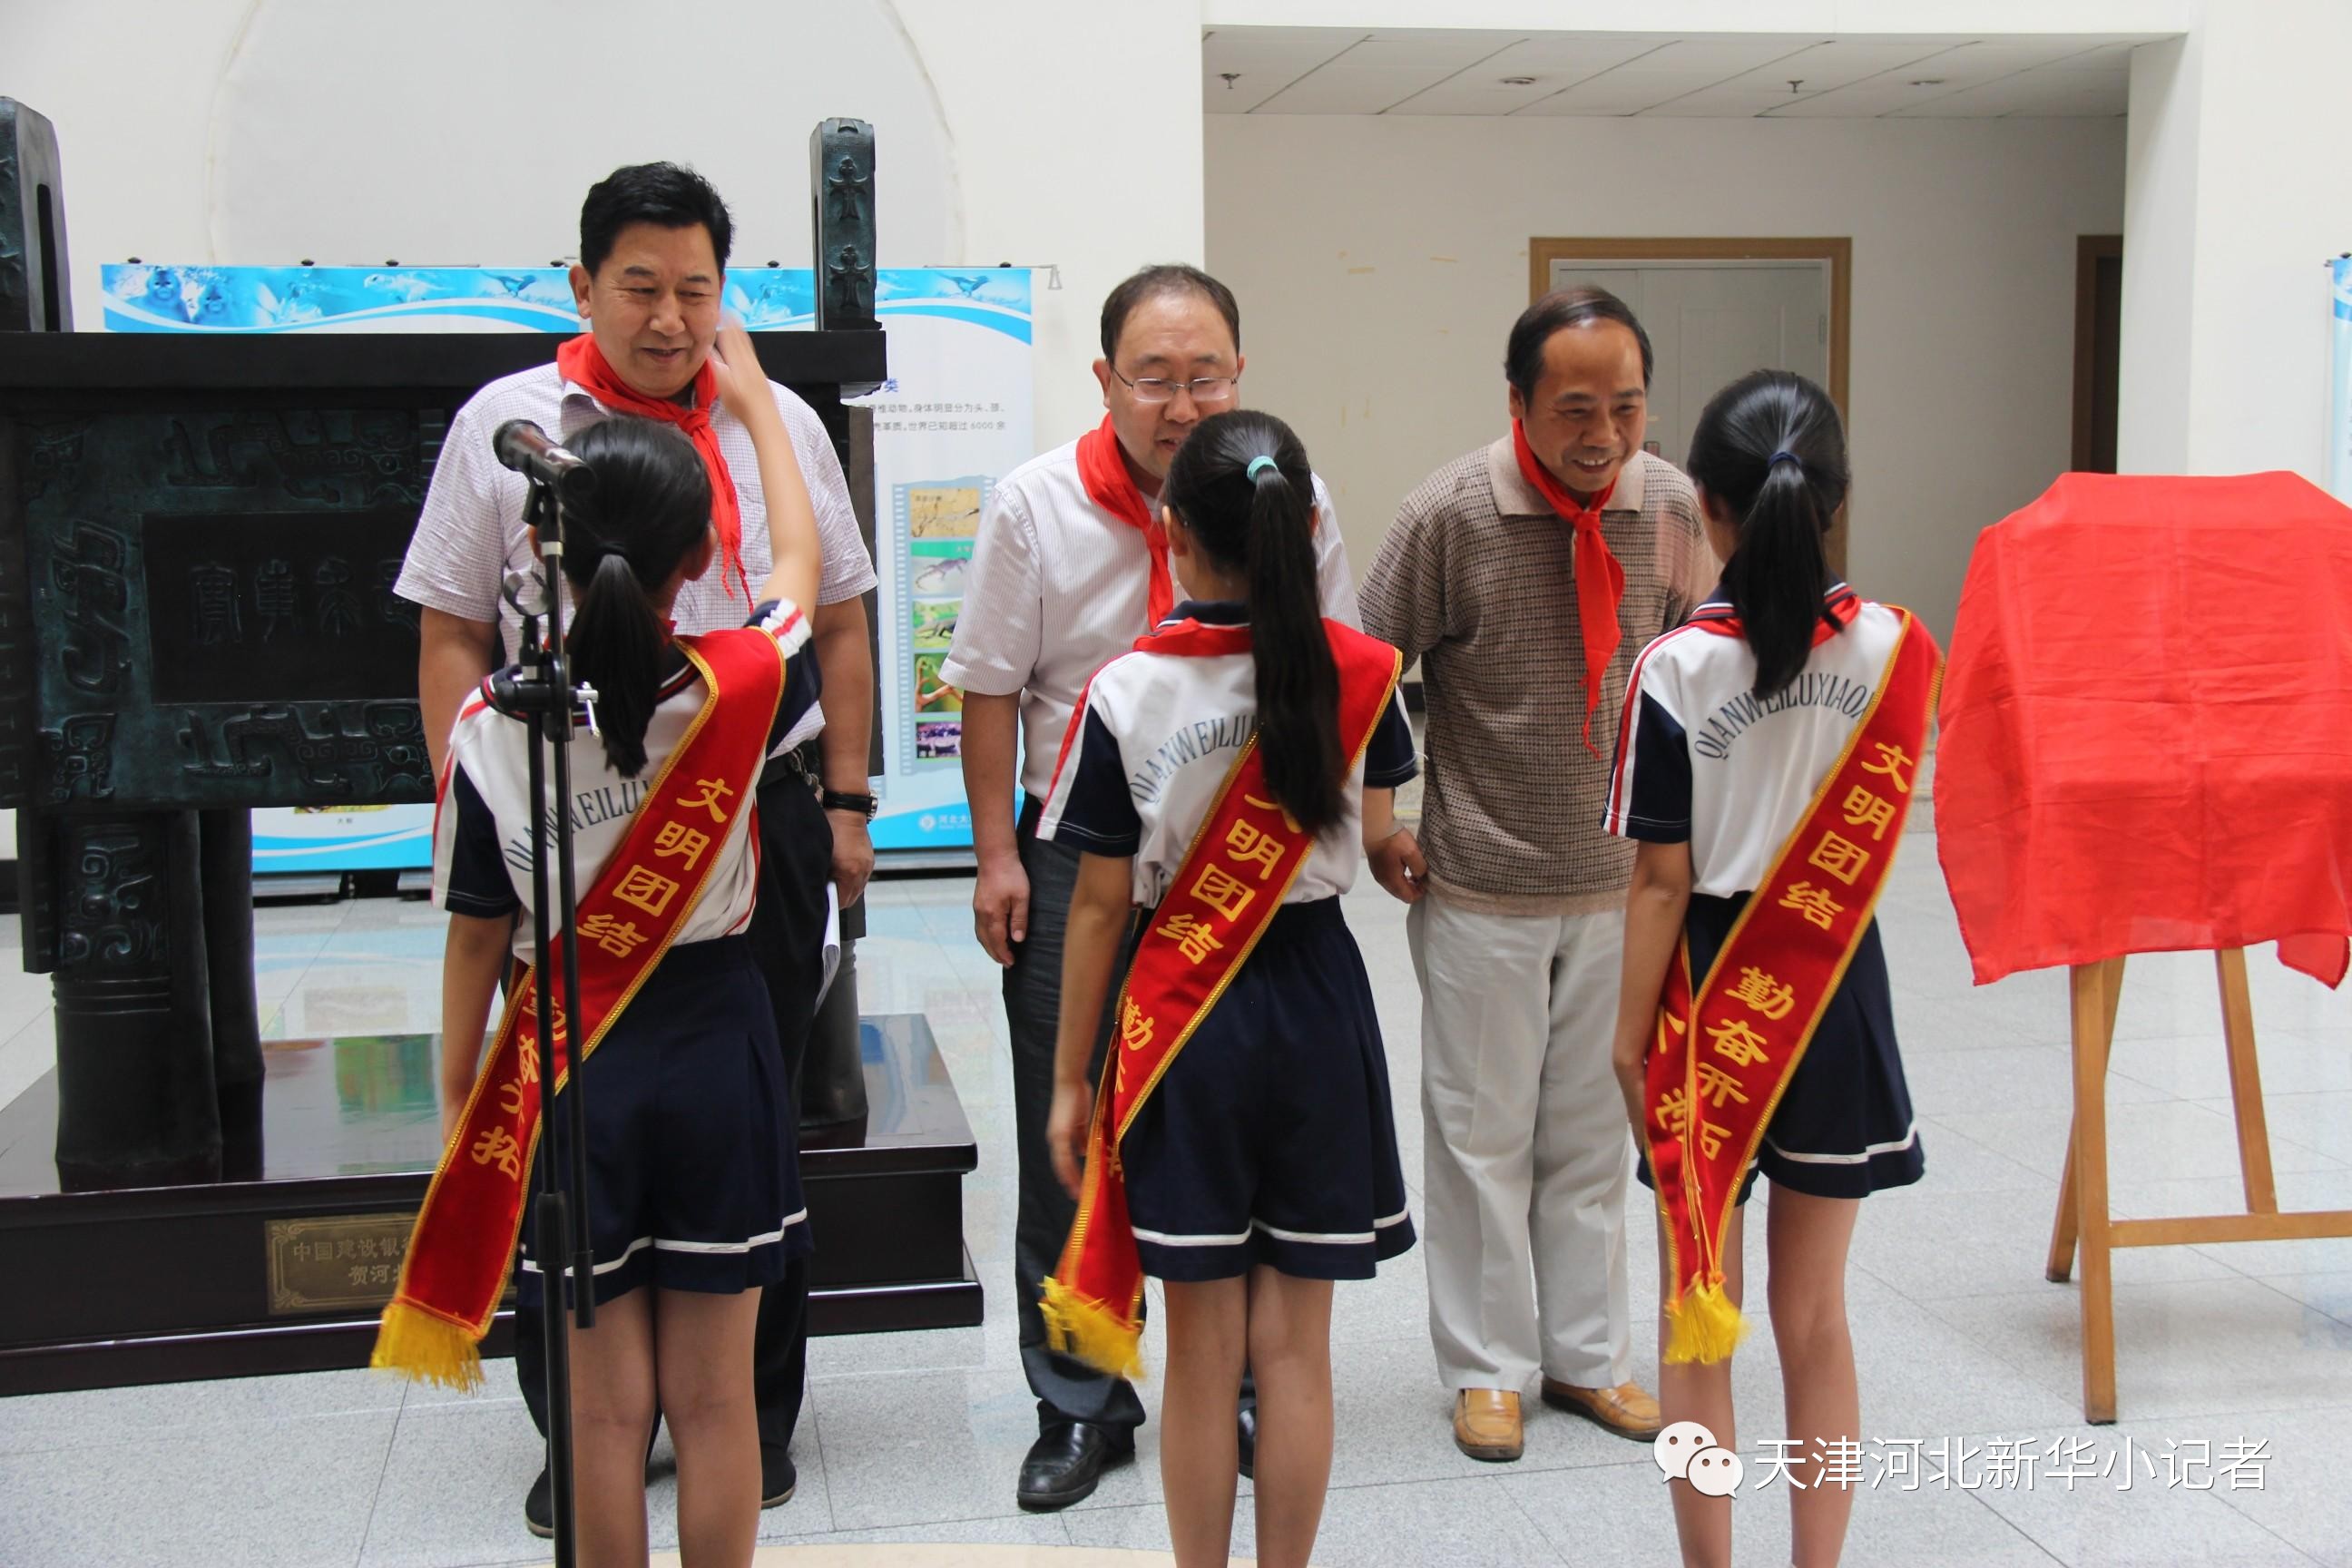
[[1640, 612, 1939, 1365]]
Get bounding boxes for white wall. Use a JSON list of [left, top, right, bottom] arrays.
[[1207, 113, 2125, 643], [2119, 0, 2352, 479], [0, 0, 1208, 448]]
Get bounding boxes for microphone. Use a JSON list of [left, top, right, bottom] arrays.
[[492, 419, 598, 503]]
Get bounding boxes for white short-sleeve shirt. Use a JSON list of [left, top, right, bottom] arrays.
[[395, 361, 875, 752], [940, 436, 1360, 802], [1604, 588, 1906, 898]]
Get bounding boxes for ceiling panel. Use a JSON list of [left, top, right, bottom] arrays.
[[1478, 36, 1674, 74], [1892, 69, 2128, 117], [1200, 26, 1360, 72], [1760, 76, 1965, 116], [1605, 36, 1822, 74], [1514, 72, 1712, 116], [1759, 83, 1951, 117], [1340, 35, 1524, 73], [2039, 40, 2137, 74], [1641, 86, 1821, 118], [1713, 39, 1963, 93], [1388, 76, 1576, 117], [1252, 65, 1473, 115], [1200, 26, 1361, 113], [1200, 26, 2164, 120], [1877, 39, 2112, 89]]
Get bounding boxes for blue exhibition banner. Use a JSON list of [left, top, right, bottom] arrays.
[[100, 262, 1032, 342], [103, 262, 1034, 865]]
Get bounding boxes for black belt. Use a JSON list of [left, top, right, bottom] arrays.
[[760, 742, 822, 794]]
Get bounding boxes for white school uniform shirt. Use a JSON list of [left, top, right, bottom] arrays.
[[940, 436, 1361, 803], [434, 603, 818, 963], [1604, 585, 1906, 899], [1036, 602, 1417, 907], [395, 361, 875, 753]]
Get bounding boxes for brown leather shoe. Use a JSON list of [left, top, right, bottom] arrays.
[[1540, 1378, 1663, 1440], [1452, 1388, 1524, 1462]]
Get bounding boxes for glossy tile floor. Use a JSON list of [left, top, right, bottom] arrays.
[[6, 799, 2352, 1566]]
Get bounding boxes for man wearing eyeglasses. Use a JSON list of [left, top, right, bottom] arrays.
[[943, 262, 1359, 1510]]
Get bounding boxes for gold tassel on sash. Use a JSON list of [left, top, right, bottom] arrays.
[[1641, 607, 1941, 1367], [371, 1298, 486, 1392], [1037, 1278, 1145, 1382], [1663, 1276, 1747, 1366]]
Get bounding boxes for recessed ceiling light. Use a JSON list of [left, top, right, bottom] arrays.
[[1499, 75, 1538, 85], [1909, 78, 1946, 86]]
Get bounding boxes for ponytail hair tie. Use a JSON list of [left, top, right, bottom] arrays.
[[1768, 449, 1803, 469], [1246, 455, 1279, 481]]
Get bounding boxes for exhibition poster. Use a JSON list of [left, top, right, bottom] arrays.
[[102, 262, 1034, 863]]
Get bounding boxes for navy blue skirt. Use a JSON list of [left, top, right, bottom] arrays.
[[1639, 891, 1923, 1204], [519, 936, 811, 1308], [1119, 897, 1416, 1282]]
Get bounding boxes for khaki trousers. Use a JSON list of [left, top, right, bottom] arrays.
[[1409, 891, 1634, 1393]]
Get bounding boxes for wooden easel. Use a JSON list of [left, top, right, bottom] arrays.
[[2044, 949, 2352, 1422]]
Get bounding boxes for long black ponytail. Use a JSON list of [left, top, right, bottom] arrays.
[[557, 417, 716, 777], [1161, 409, 1344, 836], [1682, 369, 1848, 698]]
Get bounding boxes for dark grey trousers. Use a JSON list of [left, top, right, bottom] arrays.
[[1007, 817, 1148, 1436]]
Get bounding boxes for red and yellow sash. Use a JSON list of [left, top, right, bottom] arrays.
[[1645, 607, 1941, 1365], [372, 626, 789, 1389], [1041, 619, 1403, 1378]]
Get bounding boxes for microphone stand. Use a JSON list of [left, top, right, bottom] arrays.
[[486, 472, 600, 1568]]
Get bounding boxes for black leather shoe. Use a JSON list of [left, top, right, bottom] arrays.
[[761, 1446, 797, 1508], [1237, 1401, 1257, 1481], [1016, 1420, 1132, 1511]]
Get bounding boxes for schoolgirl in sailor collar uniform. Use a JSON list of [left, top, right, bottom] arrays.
[[430, 325, 825, 1567], [1040, 410, 1416, 1568], [1604, 369, 1929, 1568]]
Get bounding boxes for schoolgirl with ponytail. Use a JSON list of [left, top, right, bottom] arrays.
[[1603, 370, 1940, 1568], [421, 323, 825, 1564], [1036, 410, 1418, 1568]]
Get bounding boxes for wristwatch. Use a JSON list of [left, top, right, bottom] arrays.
[[821, 789, 879, 820]]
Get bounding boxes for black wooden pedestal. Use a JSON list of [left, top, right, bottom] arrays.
[[0, 1013, 978, 1395]]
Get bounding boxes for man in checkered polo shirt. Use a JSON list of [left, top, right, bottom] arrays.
[[396, 162, 875, 1534], [1360, 288, 1715, 1465]]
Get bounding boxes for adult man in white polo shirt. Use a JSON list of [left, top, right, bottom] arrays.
[[396, 162, 876, 1535], [944, 264, 1358, 1510]]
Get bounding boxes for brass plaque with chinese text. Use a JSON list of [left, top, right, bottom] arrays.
[[264, 1212, 416, 1315]]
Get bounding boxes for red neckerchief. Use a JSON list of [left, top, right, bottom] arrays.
[[1512, 419, 1625, 755], [555, 335, 750, 606], [1075, 416, 1172, 629], [1687, 583, 1863, 644]]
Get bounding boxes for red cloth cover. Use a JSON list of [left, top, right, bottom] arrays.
[[1936, 471, 2352, 987]]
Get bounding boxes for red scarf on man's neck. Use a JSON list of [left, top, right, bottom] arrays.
[[1512, 419, 1625, 755], [1075, 416, 1173, 628], [555, 335, 750, 606]]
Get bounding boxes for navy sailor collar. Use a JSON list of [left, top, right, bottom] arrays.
[[1160, 598, 1250, 628]]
